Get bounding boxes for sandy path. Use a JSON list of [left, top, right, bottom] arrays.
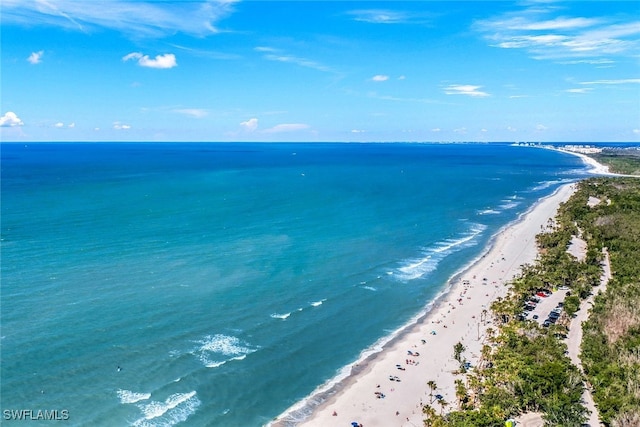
[[566, 248, 612, 427]]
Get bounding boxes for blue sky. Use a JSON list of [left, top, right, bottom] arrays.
[[1, 0, 639, 142]]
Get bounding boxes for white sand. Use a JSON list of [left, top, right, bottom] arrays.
[[271, 183, 578, 427], [562, 149, 612, 175]]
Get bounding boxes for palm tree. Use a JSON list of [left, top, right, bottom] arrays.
[[436, 398, 449, 416], [454, 379, 467, 410], [422, 404, 437, 426], [427, 380, 437, 403]]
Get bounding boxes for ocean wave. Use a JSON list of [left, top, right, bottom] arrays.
[[498, 201, 519, 210], [132, 391, 200, 427], [117, 389, 151, 404], [310, 299, 326, 307], [530, 178, 575, 192], [271, 312, 291, 320], [393, 223, 487, 281], [193, 334, 257, 368], [478, 209, 500, 215]]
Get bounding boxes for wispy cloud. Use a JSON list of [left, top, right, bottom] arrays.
[[2, 0, 237, 37], [566, 88, 591, 94], [28, 50, 44, 64], [580, 79, 640, 85], [348, 9, 411, 24], [347, 9, 431, 25], [263, 123, 309, 133], [173, 108, 208, 118], [0, 111, 24, 127], [475, 6, 640, 61], [371, 75, 389, 82], [444, 85, 490, 97], [123, 52, 177, 69], [255, 47, 332, 73]]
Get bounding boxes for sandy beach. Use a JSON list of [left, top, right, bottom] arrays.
[[552, 147, 613, 175], [269, 182, 579, 427]]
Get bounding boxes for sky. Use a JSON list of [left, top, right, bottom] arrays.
[[1, 0, 639, 142]]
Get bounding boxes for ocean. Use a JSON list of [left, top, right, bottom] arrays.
[[1, 142, 589, 426]]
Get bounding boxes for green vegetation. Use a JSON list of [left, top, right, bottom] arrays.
[[564, 177, 640, 426], [589, 148, 640, 175], [422, 177, 640, 426]]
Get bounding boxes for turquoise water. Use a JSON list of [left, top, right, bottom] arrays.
[[1, 143, 587, 426]]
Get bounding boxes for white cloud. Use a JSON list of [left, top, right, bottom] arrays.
[[475, 7, 640, 61], [536, 124, 548, 131], [633, 129, 640, 135], [347, 9, 432, 25], [371, 75, 389, 82], [256, 47, 332, 73], [444, 84, 490, 97], [507, 17, 601, 31], [54, 122, 64, 128], [566, 88, 591, 93], [174, 108, 208, 118], [351, 129, 366, 133], [0, 111, 24, 127], [2, 0, 238, 38], [27, 50, 44, 64], [113, 122, 131, 130], [580, 79, 640, 85], [68, 122, 75, 128], [240, 118, 259, 132], [398, 75, 406, 80], [123, 52, 177, 69], [263, 123, 309, 133], [431, 128, 441, 132]]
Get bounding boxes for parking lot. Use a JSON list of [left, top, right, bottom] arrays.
[[521, 288, 569, 326]]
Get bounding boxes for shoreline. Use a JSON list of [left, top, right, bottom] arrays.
[[271, 182, 579, 427]]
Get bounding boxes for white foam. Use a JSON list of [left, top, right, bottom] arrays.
[[530, 178, 574, 192], [133, 391, 200, 427], [395, 223, 486, 281], [310, 299, 326, 307], [499, 201, 519, 210], [194, 334, 257, 368], [271, 312, 291, 320], [478, 209, 500, 215], [204, 360, 227, 368], [362, 286, 377, 292], [117, 389, 151, 404], [197, 334, 253, 356]]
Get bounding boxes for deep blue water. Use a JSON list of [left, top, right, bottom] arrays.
[[1, 142, 588, 426]]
